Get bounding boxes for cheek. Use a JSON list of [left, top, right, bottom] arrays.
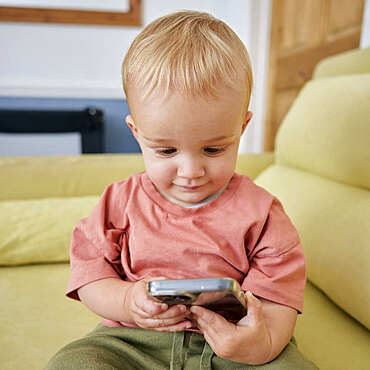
[[144, 158, 175, 185], [210, 167, 234, 185], [209, 153, 237, 178]]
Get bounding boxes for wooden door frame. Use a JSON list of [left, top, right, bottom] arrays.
[[264, 0, 365, 151], [0, 0, 142, 27]]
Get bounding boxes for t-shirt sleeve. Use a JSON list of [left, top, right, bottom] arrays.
[[241, 198, 306, 313], [66, 182, 127, 301]]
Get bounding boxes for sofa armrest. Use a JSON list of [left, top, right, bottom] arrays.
[[236, 153, 275, 180]]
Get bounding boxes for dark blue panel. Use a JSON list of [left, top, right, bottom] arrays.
[[0, 96, 141, 154]]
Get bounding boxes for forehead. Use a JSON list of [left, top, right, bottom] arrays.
[[129, 86, 246, 139]]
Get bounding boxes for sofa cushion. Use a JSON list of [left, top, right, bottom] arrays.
[[313, 47, 370, 79], [275, 74, 370, 190], [0, 263, 99, 370], [295, 281, 370, 370], [0, 196, 98, 265], [236, 153, 275, 179], [256, 165, 370, 330]]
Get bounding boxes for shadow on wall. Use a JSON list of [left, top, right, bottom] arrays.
[[0, 96, 140, 156]]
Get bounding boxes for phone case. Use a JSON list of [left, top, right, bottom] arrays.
[[147, 277, 247, 323]]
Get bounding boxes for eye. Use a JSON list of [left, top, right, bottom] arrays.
[[156, 148, 177, 156], [203, 147, 225, 155]]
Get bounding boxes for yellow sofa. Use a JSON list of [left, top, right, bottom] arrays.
[[1, 48, 369, 370]]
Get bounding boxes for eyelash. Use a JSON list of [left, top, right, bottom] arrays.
[[157, 148, 177, 156], [204, 147, 225, 155], [155, 147, 225, 157]]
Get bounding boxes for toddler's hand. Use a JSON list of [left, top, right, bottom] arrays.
[[125, 279, 192, 332], [190, 291, 272, 364]]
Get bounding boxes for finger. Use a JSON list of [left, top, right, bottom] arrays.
[[238, 291, 263, 326], [155, 304, 189, 319], [190, 306, 235, 338], [139, 305, 190, 328], [143, 305, 189, 328], [154, 320, 193, 332], [141, 276, 167, 313], [143, 312, 191, 330], [136, 300, 167, 318], [132, 280, 168, 315], [190, 306, 237, 357], [141, 299, 168, 316]]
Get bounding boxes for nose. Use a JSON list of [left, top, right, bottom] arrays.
[[177, 155, 205, 180]]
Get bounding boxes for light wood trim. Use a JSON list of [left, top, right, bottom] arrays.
[[276, 28, 363, 90], [263, 0, 281, 152], [0, 0, 141, 27], [263, 0, 364, 151]]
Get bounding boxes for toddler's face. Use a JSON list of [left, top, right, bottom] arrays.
[[126, 86, 251, 207]]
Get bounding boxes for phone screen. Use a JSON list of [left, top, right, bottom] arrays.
[[198, 292, 247, 323]]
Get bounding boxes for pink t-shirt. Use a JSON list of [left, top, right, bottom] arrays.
[[66, 172, 306, 327]]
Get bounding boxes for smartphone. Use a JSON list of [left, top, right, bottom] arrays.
[[146, 277, 247, 323]]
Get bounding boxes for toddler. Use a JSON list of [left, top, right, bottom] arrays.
[[46, 11, 318, 369]]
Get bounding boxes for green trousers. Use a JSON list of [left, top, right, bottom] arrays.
[[45, 324, 318, 370]]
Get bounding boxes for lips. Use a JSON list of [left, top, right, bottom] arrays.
[[174, 183, 206, 191], [180, 185, 201, 190]]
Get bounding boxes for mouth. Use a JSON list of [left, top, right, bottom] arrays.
[[174, 183, 206, 191]]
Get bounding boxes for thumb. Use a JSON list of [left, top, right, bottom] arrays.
[[238, 291, 263, 326]]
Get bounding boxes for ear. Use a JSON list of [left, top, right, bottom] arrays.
[[241, 111, 253, 135], [126, 114, 139, 140]]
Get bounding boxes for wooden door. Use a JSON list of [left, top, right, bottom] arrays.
[[264, 0, 365, 151]]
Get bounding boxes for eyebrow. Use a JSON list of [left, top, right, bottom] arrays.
[[142, 135, 232, 144], [142, 136, 171, 144], [205, 135, 230, 142]]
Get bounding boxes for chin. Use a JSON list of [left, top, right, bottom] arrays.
[[174, 193, 210, 206]]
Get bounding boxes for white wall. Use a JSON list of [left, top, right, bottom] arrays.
[[361, 0, 370, 47], [0, 0, 255, 100]]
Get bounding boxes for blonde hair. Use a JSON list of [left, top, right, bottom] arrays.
[[122, 10, 253, 106]]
